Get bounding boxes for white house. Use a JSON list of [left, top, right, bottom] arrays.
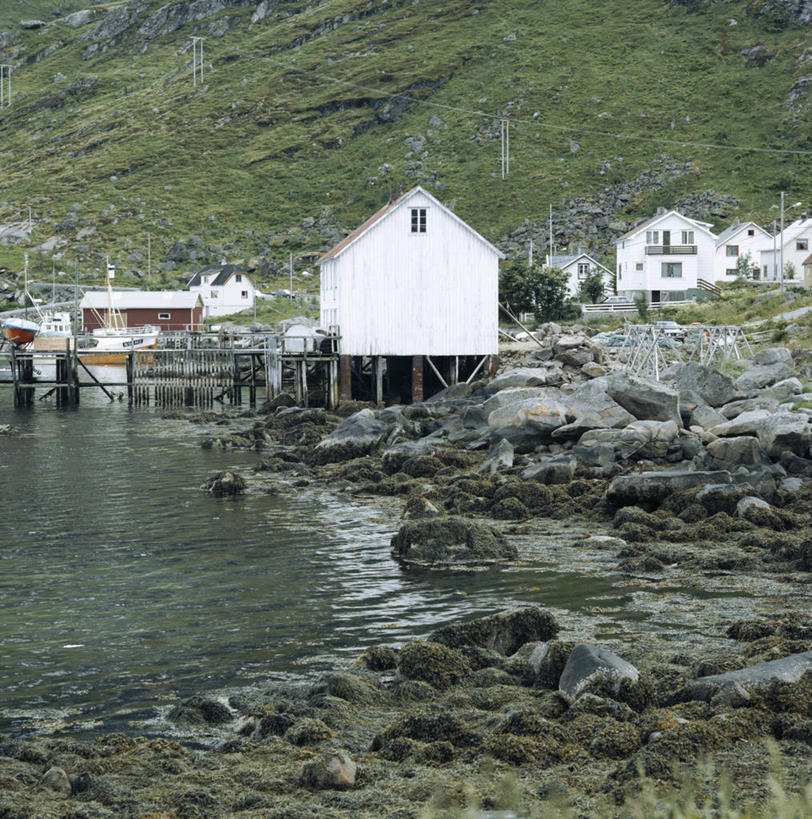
[[188, 264, 256, 318], [759, 215, 812, 285], [615, 211, 716, 302], [545, 252, 612, 299], [714, 221, 773, 283], [318, 186, 504, 403]]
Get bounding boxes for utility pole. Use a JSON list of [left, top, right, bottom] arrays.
[[772, 220, 777, 282], [147, 232, 151, 279], [548, 204, 554, 263], [528, 237, 533, 267], [289, 252, 293, 296], [780, 191, 785, 296], [0, 65, 12, 107], [500, 119, 510, 179], [191, 37, 205, 87]]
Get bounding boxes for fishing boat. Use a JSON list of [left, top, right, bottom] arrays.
[[79, 260, 160, 365], [2, 316, 39, 346]]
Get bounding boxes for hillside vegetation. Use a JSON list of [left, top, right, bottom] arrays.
[[0, 0, 809, 284]]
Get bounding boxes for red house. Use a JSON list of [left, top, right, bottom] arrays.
[[80, 290, 204, 332]]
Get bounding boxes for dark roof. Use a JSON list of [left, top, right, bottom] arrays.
[[188, 264, 251, 288]]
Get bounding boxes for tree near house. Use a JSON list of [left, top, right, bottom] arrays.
[[578, 270, 606, 304], [735, 252, 759, 280], [499, 260, 576, 320]]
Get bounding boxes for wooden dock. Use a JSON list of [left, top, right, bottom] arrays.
[[0, 332, 340, 410]]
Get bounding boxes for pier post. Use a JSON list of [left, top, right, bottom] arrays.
[[328, 358, 339, 410], [339, 355, 352, 403], [411, 355, 423, 403], [488, 355, 499, 382], [374, 356, 383, 407]]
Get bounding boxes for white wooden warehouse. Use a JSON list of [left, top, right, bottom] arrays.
[[318, 186, 504, 403]]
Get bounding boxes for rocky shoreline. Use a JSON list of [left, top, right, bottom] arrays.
[[2, 330, 811, 817]]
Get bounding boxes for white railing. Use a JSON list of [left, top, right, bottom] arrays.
[[582, 300, 693, 314]]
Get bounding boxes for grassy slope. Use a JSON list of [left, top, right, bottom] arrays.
[[0, 0, 809, 284]]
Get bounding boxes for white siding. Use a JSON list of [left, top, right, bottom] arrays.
[[320, 190, 499, 356], [713, 225, 773, 283], [615, 212, 715, 297]]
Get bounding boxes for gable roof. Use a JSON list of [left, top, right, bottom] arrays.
[[617, 210, 715, 243], [81, 290, 202, 310], [318, 186, 505, 263], [716, 221, 771, 245], [188, 264, 252, 288], [549, 252, 612, 275]]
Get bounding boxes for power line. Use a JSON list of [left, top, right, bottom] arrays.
[[274, 60, 812, 157]]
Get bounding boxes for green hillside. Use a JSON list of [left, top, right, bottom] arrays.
[[0, 0, 809, 283]]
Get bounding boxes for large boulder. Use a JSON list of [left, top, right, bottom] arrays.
[[735, 362, 796, 392], [555, 380, 635, 439], [558, 645, 639, 703], [522, 455, 577, 484], [313, 409, 392, 464], [709, 409, 771, 438], [486, 389, 568, 451], [757, 412, 812, 457], [606, 468, 731, 507], [605, 372, 680, 426], [673, 362, 742, 408], [430, 606, 560, 656], [390, 516, 517, 570], [672, 651, 812, 703], [488, 367, 564, 390], [706, 436, 764, 468], [579, 419, 679, 461], [752, 347, 793, 367], [300, 750, 357, 790], [719, 397, 780, 419]]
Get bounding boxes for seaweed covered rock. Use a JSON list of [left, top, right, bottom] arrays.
[[606, 469, 731, 509], [202, 470, 246, 496], [300, 750, 357, 790], [397, 640, 472, 690], [558, 645, 639, 704], [169, 696, 233, 725], [671, 652, 812, 703], [390, 516, 516, 570], [429, 607, 560, 656], [311, 409, 392, 464]]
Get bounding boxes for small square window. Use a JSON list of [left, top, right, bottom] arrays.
[[410, 208, 427, 233], [726, 269, 737, 277], [748, 229, 755, 236], [235, 274, 242, 282], [636, 262, 643, 271], [158, 312, 171, 320], [726, 245, 739, 257], [241, 290, 248, 298], [797, 239, 808, 251]]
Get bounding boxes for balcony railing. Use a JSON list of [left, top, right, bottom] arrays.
[[645, 245, 697, 255]]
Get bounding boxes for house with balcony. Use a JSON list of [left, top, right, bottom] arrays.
[[759, 215, 812, 286], [188, 263, 256, 318], [545, 251, 612, 300], [714, 222, 773, 283], [615, 210, 716, 302]]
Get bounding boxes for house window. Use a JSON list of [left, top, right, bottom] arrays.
[[726, 268, 737, 277], [410, 208, 427, 233], [646, 230, 659, 244], [158, 312, 171, 320], [748, 229, 755, 236], [235, 274, 243, 282], [681, 230, 694, 244], [763, 265, 768, 278], [661, 262, 682, 278], [241, 290, 248, 299], [797, 239, 808, 251], [636, 262, 643, 271], [726, 245, 739, 256], [577, 262, 590, 279]]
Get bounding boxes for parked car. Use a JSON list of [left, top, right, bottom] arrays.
[[654, 320, 685, 339]]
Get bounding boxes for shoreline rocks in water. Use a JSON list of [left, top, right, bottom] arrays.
[[1, 605, 810, 817], [3, 335, 810, 816]]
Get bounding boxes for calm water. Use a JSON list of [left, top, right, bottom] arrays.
[[0, 383, 777, 738]]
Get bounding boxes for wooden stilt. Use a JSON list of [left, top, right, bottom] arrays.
[[411, 355, 423, 403], [375, 356, 383, 407]]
